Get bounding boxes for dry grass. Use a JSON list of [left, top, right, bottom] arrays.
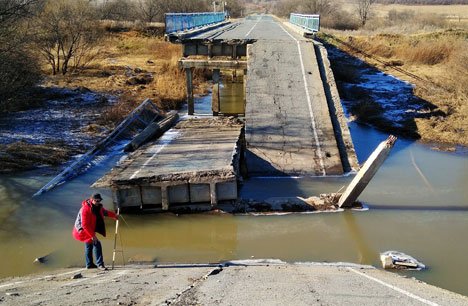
[[397, 39, 453, 65], [321, 29, 468, 146], [44, 30, 210, 124], [0, 141, 75, 173]]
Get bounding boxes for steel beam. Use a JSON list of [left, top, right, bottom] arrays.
[[180, 59, 247, 70]]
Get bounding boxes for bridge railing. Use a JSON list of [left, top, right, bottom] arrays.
[[165, 12, 226, 34], [289, 13, 320, 32]]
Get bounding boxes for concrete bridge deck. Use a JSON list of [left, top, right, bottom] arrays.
[[188, 15, 357, 176], [94, 118, 243, 211]]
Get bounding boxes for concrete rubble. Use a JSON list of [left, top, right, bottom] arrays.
[[380, 251, 426, 270]]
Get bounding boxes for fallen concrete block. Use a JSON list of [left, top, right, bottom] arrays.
[[339, 135, 397, 208], [380, 251, 425, 270]]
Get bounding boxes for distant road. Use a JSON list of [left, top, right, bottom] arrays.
[[194, 15, 351, 176]]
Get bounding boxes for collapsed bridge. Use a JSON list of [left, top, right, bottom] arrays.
[[94, 13, 361, 212]]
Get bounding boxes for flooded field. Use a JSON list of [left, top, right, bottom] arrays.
[[0, 77, 467, 296]]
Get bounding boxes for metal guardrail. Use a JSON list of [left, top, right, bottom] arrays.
[[290, 13, 320, 32], [165, 12, 226, 34]]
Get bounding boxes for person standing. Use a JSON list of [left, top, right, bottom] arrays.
[[72, 193, 118, 270]]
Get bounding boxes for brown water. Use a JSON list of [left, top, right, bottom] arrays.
[[0, 83, 467, 296], [219, 82, 245, 115]]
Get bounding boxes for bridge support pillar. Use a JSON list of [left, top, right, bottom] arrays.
[[161, 185, 169, 211], [243, 69, 247, 107], [212, 69, 220, 116], [210, 182, 218, 207], [185, 68, 194, 115]]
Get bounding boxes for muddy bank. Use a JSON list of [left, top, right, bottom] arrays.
[[320, 32, 467, 149], [325, 45, 438, 141], [0, 87, 115, 173]]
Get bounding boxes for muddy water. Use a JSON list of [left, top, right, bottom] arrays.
[[219, 82, 245, 115], [0, 82, 467, 296]]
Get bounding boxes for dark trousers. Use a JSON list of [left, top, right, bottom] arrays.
[[85, 240, 103, 267]]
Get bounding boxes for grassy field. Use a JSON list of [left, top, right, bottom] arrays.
[[44, 29, 210, 123], [337, 2, 468, 27], [372, 4, 468, 18]]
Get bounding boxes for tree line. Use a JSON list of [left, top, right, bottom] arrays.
[[376, 0, 467, 4], [273, 0, 377, 28]]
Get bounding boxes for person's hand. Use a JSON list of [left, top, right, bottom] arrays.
[[92, 236, 98, 244]]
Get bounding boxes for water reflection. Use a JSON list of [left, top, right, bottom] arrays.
[[342, 211, 376, 265], [115, 214, 238, 265]]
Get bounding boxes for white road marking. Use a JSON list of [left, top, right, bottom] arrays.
[[276, 23, 326, 176], [244, 15, 263, 38], [410, 150, 434, 192], [349, 268, 439, 306], [129, 130, 180, 180], [0, 269, 84, 289]]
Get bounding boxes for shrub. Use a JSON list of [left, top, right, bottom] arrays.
[[397, 39, 455, 65], [0, 52, 41, 112], [387, 9, 415, 24], [322, 11, 360, 30]]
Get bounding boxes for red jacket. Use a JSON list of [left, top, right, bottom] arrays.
[[72, 199, 117, 243]]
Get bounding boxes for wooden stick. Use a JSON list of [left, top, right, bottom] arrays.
[[112, 208, 120, 270]]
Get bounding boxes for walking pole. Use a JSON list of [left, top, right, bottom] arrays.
[[112, 208, 120, 270]]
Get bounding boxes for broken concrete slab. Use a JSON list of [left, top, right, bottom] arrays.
[[94, 117, 244, 211], [380, 251, 425, 270], [338, 135, 397, 208], [124, 111, 179, 152]]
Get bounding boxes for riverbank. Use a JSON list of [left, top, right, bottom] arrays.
[[320, 29, 467, 148], [1, 261, 467, 305], [0, 28, 212, 173]]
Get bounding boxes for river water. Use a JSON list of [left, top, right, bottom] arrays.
[[0, 81, 467, 296]]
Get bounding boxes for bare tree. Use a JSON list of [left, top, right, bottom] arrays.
[[35, 0, 102, 75], [0, 0, 42, 109], [0, 0, 42, 51], [299, 0, 332, 16], [164, 0, 210, 13], [225, 0, 243, 18], [355, 0, 376, 26], [273, 0, 332, 18], [98, 0, 136, 21], [138, 0, 164, 23]]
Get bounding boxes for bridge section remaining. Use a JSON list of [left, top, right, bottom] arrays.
[[173, 15, 358, 176], [94, 118, 243, 212]]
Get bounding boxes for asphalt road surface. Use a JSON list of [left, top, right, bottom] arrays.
[[194, 15, 346, 176]]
